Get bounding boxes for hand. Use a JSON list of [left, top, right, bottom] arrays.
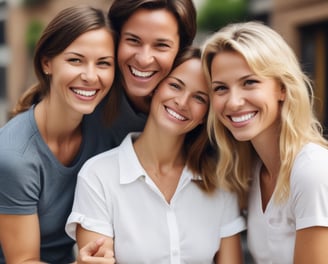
[[77, 238, 115, 264]]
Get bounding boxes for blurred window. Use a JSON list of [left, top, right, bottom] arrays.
[[0, 20, 4, 44], [300, 21, 328, 131]]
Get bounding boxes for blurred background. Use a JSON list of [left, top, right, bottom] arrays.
[[0, 0, 327, 130]]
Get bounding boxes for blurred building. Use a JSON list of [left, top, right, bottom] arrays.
[[250, 0, 328, 131], [273, 0, 328, 130]]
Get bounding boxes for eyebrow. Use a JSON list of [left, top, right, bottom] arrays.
[[123, 32, 174, 44], [64, 52, 114, 60]]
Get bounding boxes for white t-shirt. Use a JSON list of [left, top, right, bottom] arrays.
[[66, 133, 245, 264], [247, 143, 328, 264]]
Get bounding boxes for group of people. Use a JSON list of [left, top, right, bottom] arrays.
[[0, 0, 327, 263]]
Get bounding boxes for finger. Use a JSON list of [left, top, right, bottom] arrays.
[[81, 238, 106, 256]]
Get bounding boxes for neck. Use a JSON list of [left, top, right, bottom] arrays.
[[126, 93, 152, 114], [134, 131, 185, 170], [252, 124, 281, 178], [134, 126, 185, 203], [34, 99, 83, 165]]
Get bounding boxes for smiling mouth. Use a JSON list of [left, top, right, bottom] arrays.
[[71, 88, 97, 97], [165, 106, 187, 121], [130, 66, 155, 78], [230, 112, 256, 123]]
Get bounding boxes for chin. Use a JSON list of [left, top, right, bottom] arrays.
[[78, 106, 97, 116], [232, 134, 253, 142], [128, 88, 153, 98]]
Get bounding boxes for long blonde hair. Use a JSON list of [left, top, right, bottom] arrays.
[[202, 21, 328, 207]]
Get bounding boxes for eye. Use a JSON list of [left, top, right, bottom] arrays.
[[194, 94, 208, 104], [156, 42, 171, 49], [244, 79, 259, 86], [67, 58, 82, 64], [97, 61, 112, 68], [169, 82, 181, 90], [213, 85, 227, 93], [125, 37, 140, 45]]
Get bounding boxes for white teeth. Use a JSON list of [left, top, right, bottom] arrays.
[[166, 107, 187, 121], [72, 89, 96, 97], [231, 112, 255, 123], [131, 67, 154, 78]]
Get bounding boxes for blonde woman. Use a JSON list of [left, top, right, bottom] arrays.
[[202, 21, 328, 263]]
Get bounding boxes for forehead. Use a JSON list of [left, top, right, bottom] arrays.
[[211, 51, 252, 77], [121, 8, 179, 39], [62, 28, 115, 56], [171, 59, 208, 93]]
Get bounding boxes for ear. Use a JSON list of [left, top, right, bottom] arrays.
[[41, 56, 52, 75], [279, 84, 286, 102]]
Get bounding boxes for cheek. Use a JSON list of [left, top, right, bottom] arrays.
[[100, 69, 115, 89], [50, 67, 75, 85], [211, 96, 224, 116], [157, 52, 177, 74], [117, 43, 133, 64], [194, 105, 209, 124]]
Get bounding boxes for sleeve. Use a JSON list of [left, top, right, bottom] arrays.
[[0, 151, 40, 214], [65, 164, 114, 240], [291, 148, 328, 230], [220, 190, 246, 238]]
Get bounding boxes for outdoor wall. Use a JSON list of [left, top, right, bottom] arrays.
[[272, 0, 328, 56]]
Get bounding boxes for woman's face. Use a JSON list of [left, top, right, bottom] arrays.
[[118, 8, 180, 101], [210, 51, 285, 143], [42, 28, 115, 116], [150, 58, 209, 136]]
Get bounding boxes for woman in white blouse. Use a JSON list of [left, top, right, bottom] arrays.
[[66, 47, 246, 264], [202, 21, 328, 263]]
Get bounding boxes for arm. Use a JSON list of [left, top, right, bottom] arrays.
[[294, 226, 328, 264], [0, 214, 47, 264], [76, 224, 115, 264], [215, 233, 244, 264]]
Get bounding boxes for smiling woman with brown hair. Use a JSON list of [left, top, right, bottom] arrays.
[[0, 5, 116, 263]]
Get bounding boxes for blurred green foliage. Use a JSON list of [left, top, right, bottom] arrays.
[[26, 20, 44, 55], [197, 0, 249, 32]]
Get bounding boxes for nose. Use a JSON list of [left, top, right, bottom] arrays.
[[226, 88, 244, 109], [174, 92, 189, 109], [135, 46, 154, 67], [80, 65, 98, 83]]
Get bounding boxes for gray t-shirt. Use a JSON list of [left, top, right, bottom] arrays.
[[0, 92, 147, 263], [0, 107, 98, 263], [85, 90, 147, 152]]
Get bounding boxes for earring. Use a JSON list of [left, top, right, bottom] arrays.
[[44, 71, 49, 75]]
